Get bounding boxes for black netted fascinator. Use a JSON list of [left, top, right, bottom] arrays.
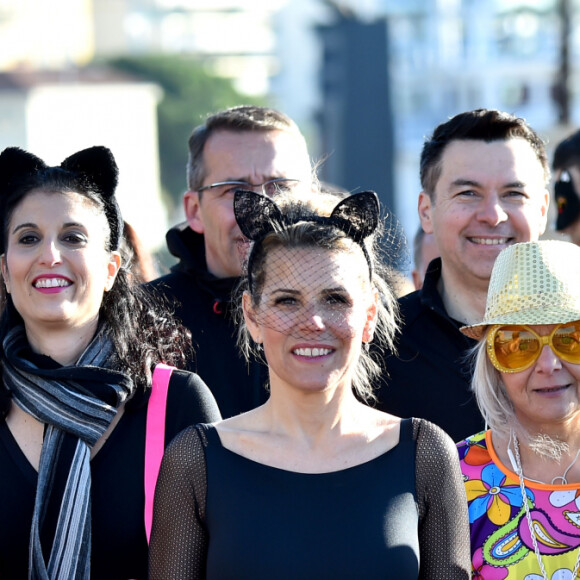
[[0, 146, 123, 253], [234, 189, 380, 294], [234, 189, 379, 243]]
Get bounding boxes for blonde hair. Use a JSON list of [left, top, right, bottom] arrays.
[[471, 339, 515, 437]]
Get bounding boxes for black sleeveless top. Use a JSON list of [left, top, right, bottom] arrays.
[[149, 417, 471, 579]]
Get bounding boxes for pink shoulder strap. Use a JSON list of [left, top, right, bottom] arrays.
[[144, 362, 175, 543]]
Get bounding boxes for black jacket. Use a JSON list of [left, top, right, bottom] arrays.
[[374, 258, 485, 442], [147, 222, 268, 419]]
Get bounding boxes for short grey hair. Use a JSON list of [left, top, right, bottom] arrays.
[[187, 105, 308, 192]]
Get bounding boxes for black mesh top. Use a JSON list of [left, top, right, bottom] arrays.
[[149, 417, 471, 579]]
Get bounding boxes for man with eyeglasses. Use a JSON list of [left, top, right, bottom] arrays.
[[148, 105, 313, 418]]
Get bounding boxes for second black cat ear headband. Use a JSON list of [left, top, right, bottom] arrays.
[[233, 189, 380, 281]]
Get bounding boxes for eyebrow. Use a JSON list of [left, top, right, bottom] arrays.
[[12, 221, 85, 234], [270, 286, 347, 295], [228, 177, 283, 185], [322, 287, 347, 294], [12, 222, 37, 234], [271, 288, 300, 295], [450, 179, 479, 189], [451, 178, 527, 189]]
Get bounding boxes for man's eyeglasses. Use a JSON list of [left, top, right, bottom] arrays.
[[197, 178, 300, 198], [486, 321, 580, 373]]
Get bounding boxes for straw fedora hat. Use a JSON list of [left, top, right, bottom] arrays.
[[460, 240, 580, 340]]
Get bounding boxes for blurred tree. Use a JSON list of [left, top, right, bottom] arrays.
[[107, 55, 259, 214]]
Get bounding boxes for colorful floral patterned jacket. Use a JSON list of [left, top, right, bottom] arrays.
[[458, 431, 580, 579]]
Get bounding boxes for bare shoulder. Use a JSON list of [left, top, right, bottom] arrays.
[[339, 405, 403, 461], [368, 407, 402, 429], [361, 406, 402, 440], [214, 408, 263, 434], [212, 409, 267, 455]]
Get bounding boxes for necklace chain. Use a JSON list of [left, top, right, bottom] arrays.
[[512, 433, 580, 580], [552, 447, 580, 485]]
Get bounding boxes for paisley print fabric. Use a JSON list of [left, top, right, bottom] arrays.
[[458, 431, 580, 579]]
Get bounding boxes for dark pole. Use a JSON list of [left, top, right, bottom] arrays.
[[555, 0, 571, 124]]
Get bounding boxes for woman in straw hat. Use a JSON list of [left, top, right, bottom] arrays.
[[457, 240, 580, 579]]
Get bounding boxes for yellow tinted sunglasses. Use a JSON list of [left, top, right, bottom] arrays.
[[486, 321, 580, 373]]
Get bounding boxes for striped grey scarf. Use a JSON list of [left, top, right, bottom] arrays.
[[2, 324, 134, 579]]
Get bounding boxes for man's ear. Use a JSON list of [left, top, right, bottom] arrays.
[[537, 187, 550, 236], [418, 192, 434, 235], [411, 269, 423, 291], [184, 190, 205, 234]]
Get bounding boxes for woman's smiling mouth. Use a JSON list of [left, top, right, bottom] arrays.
[[293, 347, 333, 357]]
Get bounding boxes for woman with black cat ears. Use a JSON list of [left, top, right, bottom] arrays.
[[150, 189, 471, 579], [0, 146, 221, 579]]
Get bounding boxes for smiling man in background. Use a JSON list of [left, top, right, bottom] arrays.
[[375, 109, 550, 441]]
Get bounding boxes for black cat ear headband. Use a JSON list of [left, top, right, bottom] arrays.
[[0, 146, 123, 251], [233, 189, 380, 281]]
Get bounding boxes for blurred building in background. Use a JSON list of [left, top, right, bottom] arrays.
[[0, 0, 168, 250], [91, 0, 285, 97], [0, 0, 94, 69], [276, 0, 574, 244], [0, 0, 577, 255]]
